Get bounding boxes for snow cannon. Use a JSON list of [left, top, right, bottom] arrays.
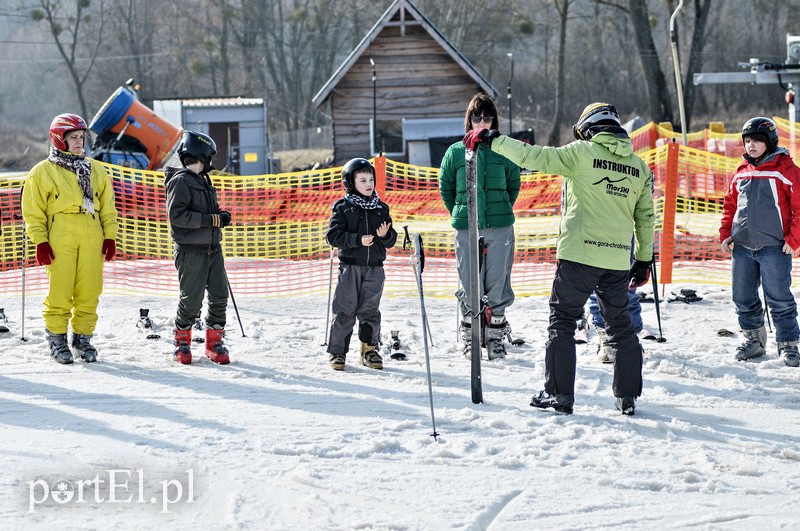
[[89, 83, 183, 170]]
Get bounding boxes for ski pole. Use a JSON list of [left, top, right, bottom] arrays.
[[225, 271, 246, 337], [21, 222, 26, 341], [402, 226, 434, 348], [322, 247, 334, 346], [18, 187, 27, 342], [649, 259, 666, 342], [763, 290, 772, 333], [410, 231, 439, 441]]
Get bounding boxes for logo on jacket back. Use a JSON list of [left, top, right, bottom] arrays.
[[593, 176, 630, 197]]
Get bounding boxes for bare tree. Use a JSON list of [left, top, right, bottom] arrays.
[[678, 0, 712, 130], [546, 0, 572, 146], [30, 0, 106, 118], [625, 0, 673, 124]]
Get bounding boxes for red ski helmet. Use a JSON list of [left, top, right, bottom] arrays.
[[49, 113, 88, 151]]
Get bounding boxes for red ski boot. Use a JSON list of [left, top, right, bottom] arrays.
[[205, 327, 230, 364], [173, 327, 192, 364]]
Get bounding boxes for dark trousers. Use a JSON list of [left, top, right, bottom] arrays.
[[544, 259, 643, 398], [174, 249, 228, 329], [327, 264, 385, 355]]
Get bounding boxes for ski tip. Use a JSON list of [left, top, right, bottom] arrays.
[[390, 353, 407, 361]]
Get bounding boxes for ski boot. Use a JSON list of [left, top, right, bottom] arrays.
[[329, 353, 346, 371], [71, 333, 98, 363], [778, 340, 800, 368], [205, 326, 230, 364], [735, 326, 767, 361], [615, 396, 636, 416], [0, 308, 8, 333], [485, 316, 507, 360], [173, 326, 192, 364], [47, 329, 73, 364], [460, 320, 472, 359], [360, 342, 383, 369], [596, 328, 614, 364], [530, 390, 574, 415]]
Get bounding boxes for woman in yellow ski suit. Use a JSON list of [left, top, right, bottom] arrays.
[[22, 113, 118, 364]]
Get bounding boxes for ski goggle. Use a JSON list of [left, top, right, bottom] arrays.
[[470, 115, 494, 124]]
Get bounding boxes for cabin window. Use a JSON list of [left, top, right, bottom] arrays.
[[370, 119, 403, 156]]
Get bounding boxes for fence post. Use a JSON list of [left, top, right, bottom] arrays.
[[374, 155, 387, 199], [659, 141, 679, 286]]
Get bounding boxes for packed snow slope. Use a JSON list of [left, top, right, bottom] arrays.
[[1, 285, 799, 529]]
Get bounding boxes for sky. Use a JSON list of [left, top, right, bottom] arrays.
[[1, 281, 799, 529]]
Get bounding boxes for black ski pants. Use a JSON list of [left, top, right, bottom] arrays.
[[173, 249, 228, 329], [544, 259, 643, 398]]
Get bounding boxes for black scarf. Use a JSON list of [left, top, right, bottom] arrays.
[[48, 146, 94, 213]]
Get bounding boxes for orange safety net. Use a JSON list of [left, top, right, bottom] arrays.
[[2, 117, 800, 300]]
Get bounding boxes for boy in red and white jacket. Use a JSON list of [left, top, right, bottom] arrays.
[[720, 117, 800, 367]]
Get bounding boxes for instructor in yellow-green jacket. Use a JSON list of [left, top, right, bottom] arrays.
[[464, 103, 654, 416], [22, 113, 119, 364]]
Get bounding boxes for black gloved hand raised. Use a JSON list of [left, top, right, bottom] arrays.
[[219, 210, 232, 227], [478, 128, 501, 147], [629, 259, 652, 289]]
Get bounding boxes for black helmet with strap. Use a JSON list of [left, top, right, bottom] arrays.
[[177, 130, 217, 173], [341, 158, 375, 194], [742, 117, 779, 152]]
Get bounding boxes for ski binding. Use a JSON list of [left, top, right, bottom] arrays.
[[390, 330, 407, 360], [137, 308, 161, 339]]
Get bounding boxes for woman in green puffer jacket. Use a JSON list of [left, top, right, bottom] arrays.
[[439, 93, 520, 360]]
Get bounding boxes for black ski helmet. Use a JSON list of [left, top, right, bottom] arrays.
[[742, 117, 779, 152], [177, 130, 217, 173], [573, 102, 621, 140], [341, 158, 375, 193]]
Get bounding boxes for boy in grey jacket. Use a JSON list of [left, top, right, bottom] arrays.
[[164, 130, 232, 365]]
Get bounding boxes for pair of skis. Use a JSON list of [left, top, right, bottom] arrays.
[[465, 146, 484, 404]]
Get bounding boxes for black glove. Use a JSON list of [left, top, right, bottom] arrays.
[[219, 210, 232, 227], [478, 128, 501, 147], [629, 260, 652, 289]]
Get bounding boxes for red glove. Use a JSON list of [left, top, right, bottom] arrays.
[[463, 129, 483, 151], [36, 242, 55, 266], [102, 239, 116, 262]]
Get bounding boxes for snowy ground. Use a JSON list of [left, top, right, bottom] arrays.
[[1, 284, 799, 529]]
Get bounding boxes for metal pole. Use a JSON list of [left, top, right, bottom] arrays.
[[507, 53, 513, 133], [262, 57, 272, 174], [322, 247, 334, 346], [226, 272, 246, 337], [21, 220, 27, 342], [370, 57, 377, 156], [669, 0, 688, 146]]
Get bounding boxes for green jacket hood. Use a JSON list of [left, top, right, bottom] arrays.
[[592, 132, 634, 158]]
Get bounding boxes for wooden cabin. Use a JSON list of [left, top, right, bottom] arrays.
[[312, 0, 497, 166]]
